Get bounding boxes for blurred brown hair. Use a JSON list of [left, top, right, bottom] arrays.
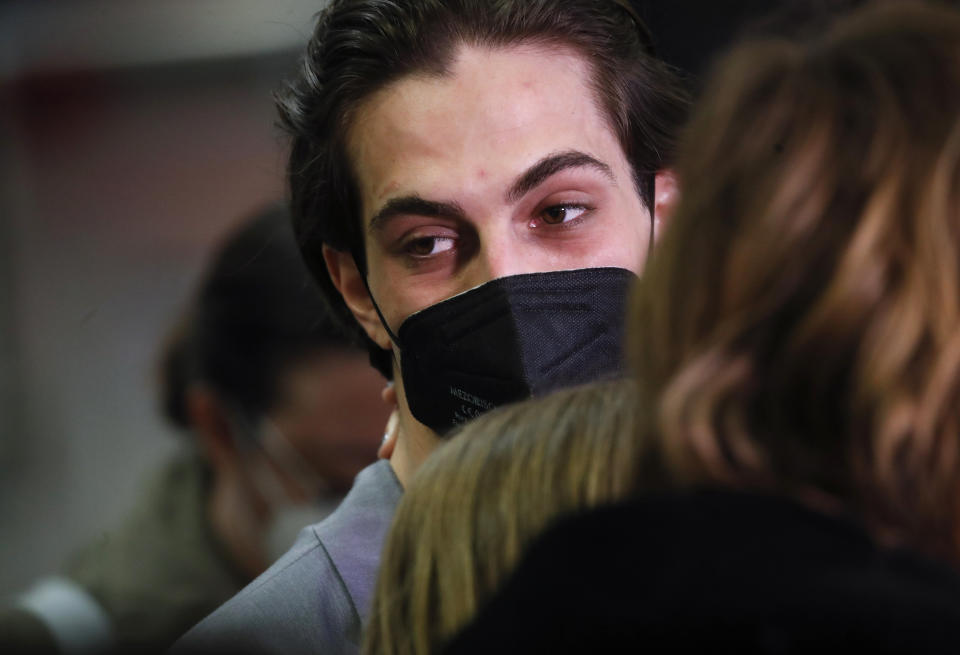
[[631, 2, 960, 561], [364, 380, 642, 655]]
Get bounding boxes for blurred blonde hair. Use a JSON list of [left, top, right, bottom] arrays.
[[363, 379, 642, 655], [631, 2, 960, 561]]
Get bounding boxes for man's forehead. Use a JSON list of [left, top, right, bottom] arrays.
[[356, 41, 592, 110], [345, 43, 624, 214], [347, 43, 597, 149]]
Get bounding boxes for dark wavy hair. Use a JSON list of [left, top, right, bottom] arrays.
[[159, 205, 357, 429], [276, 0, 690, 377]]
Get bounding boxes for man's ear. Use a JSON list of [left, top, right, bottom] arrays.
[[652, 169, 679, 243], [322, 245, 392, 350]]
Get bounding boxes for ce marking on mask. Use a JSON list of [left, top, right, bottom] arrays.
[[450, 386, 494, 425]]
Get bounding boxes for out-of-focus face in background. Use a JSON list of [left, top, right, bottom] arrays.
[[243, 347, 390, 568], [268, 351, 390, 495]]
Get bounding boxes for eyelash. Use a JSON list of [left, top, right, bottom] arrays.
[[534, 203, 592, 228], [400, 234, 457, 259]]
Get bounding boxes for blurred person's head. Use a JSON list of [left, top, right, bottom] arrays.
[[630, 2, 960, 563], [276, 0, 689, 478], [159, 205, 390, 574], [363, 379, 643, 655]]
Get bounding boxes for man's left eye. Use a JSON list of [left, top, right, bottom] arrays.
[[540, 204, 588, 225], [405, 235, 455, 257]]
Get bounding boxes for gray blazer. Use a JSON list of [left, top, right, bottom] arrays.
[[171, 460, 403, 655]]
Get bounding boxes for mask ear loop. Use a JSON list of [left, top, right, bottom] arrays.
[[359, 267, 404, 368], [227, 405, 330, 504], [259, 418, 330, 499], [224, 406, 294, 510]]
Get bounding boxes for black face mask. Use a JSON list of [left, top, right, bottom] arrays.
[[372, 267, 637, 435]]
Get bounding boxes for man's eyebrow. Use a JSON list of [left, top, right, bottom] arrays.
[[367, 196, 467, 234], [505, 150, 615, 203]]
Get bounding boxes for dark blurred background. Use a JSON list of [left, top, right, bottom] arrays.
[[0, 0, 323, 595], [0, 0, 817, 597]]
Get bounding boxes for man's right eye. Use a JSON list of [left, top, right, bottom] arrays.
[[403, 235, 456, 257]]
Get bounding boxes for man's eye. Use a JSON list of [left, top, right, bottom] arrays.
[[404, 236, 455, 257], [540, 204, 588, 225]]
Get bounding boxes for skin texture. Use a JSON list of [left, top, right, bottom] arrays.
[[325, 44, 676, 485]]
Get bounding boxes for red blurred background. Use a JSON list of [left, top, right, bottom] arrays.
[[0, 0, 322, 594]]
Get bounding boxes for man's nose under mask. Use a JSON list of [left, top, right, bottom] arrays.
[[376, 267, 637, 435]]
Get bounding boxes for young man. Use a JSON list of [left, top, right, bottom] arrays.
[[174, 2, 688, 653]]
